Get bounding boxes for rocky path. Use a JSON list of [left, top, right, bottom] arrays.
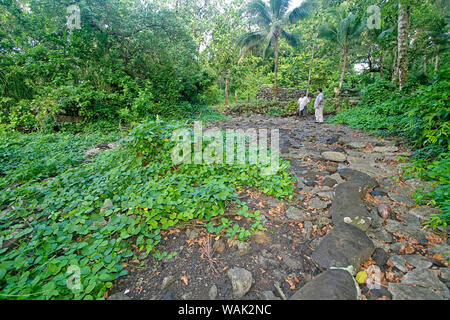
[[110, 115, 449, 301]]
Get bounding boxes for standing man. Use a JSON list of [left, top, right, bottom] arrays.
[[298, 92, 310, 120], [314, 88, 325, 124]]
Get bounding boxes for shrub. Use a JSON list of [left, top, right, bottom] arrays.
[[0, 119, 294, 299]]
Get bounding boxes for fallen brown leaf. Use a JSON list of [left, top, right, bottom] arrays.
[[181, 275, 189, 286]]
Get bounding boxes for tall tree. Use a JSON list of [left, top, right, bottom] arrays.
[[397, 0, 410, 89], [237, 0, 315, 100], [319, 6, 364, 97]]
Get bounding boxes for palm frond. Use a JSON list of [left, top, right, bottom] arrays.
[[278, 0, 292, 19], [282, 30, 301, 48], [349, 16, 364, 40], [319, 9, 363, 46], [263, 40, 274, 59], [288, 0, 317, 24], [247, 0, 272, 26], [378, 28, 394, 40], [318, 24, 339, 43], [237, 31, 267, 62], [269, 0, 279, 19]]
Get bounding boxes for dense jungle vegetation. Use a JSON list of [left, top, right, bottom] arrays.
[[0, 0, 448, 299]]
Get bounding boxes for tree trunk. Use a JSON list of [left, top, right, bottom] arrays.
[[224, 71, 230, 106], [306, 44, 316, 97], [380, 52, 384, 80], [273, 36, 279, 101], [336, 46, 348, 98], [397, 0, 410, 90], [435, 55, 439, 71], [423, 56, 427, 74], [392, 46, 398, 83], [368, 46, 373, 72]]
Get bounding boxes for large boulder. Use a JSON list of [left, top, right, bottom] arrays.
[[290, 269, 358, 300], [330, 169, 379, 231], [312, 223, 375, 271], [331, 182, 372, 231], [338, 168, 378, 193]]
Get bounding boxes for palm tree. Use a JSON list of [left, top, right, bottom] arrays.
[[365, 27, 395, 80], [237, 0, 315, 99], [318, 7, 364, 98]]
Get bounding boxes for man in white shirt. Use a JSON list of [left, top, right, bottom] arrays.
[[314, 88, 325, 124], [298, 92, 310, 120]]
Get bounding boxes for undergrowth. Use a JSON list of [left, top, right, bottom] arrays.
[[0, 119, 293, 299]]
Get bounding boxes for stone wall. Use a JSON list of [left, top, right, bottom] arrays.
[[256, 85, 361, 102], [256, 85, 315, 102]]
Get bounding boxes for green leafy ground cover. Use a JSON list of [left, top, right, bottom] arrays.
[[0, 120, 293, 299], [0, 132, 120, 190]]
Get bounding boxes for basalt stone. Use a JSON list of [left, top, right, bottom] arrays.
[[326, 165, 338, 173], [286, 207, 307, 220], [388, 192, 416, 207], [281, 253, 303, 271], [384, 219, 429, 239], [301, 172, 320, 187], [227, 268, 253, 299], [328, 173, 344, 184], [231, 241, 251, 256], [331, 182, 373, 231], [373, 146, 399, 153], [401, 268, 450, 299], [260, 291, 281, 300], [404, 255, 433, 269], [347, 142, 367, 149], [367, 228, 393, 243], [440, 268, 450, 281], [312, 223, 374, 271], [388, 255, 409, 273], [337, 168, 379, 193], [428, 243, 450, 256], [371, 287, 392, 299], [372, 248, 389, 266], [401, 214, 421, 227], [326, 135, 340, 145], [308, 198, 329, 210], [290, 269, 358, 300], [409, 206, 440, 220], [322, 177, 337, 188], [318, 191, 334, 200], [208, 285, 218, 300], [108, 293, 131, 300], [267, 199, 281, 207], [370, 189, 388, 197], [321, 151, 347, 163], [388, 283, 444, 300], [314, 217, 333, 229]]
